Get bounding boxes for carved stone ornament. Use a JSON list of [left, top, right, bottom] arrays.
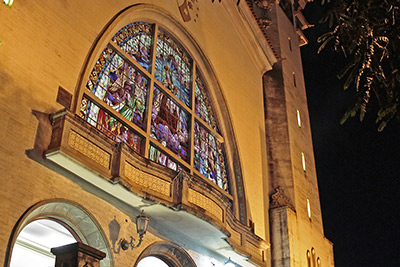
[[177, 0, 199, 23], [254, 0, 275, 10], [258, 17, 272, 30], [270, 186, 292, 209]]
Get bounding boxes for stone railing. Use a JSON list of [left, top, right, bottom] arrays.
[[45, 109, 270, 266]]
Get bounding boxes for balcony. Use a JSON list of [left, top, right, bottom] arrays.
[[43, 109, 269, 266]]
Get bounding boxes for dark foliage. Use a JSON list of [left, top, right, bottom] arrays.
[[317, 0, 400, 131]]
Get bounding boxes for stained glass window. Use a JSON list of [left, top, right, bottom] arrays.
[[86, 45, 149, 129], [195, 71, 219, 132], [194, 121, 228, 191], [151, 86, 189, 162], [155, 29, 192, 107], [149, 144, 183, 172], [79, 22, 229, 192], [112, 22, 153, 71], [79, 97, 143, 153]]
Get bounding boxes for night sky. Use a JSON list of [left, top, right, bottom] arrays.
[[301, 2, 400, 266]]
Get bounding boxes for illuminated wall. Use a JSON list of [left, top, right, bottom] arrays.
[[0, 1, 333, 266]]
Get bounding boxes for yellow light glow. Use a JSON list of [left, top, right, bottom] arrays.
[[301, 152, 306, 171], [297, 109, 301, 127], [307, 199, 311, 219], [3, 0, 14, 7], [293, 72, 296, 87]]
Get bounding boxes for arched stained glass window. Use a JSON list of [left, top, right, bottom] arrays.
[[150, 85, 190, 162], [195, 70, 219, 132], [155, 28, 192, 107], [112, 22, 153, 71], [79, 22, 229, 192]]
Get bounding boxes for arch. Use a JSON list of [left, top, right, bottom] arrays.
[[134, 241, 196, 267], [74, 4, 247, 224], [9, 219, 77, 266], [5, 199, 113, 267], [311, 247, 316, 267], [137, 256, 170, 267]]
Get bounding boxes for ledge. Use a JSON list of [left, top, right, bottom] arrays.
[[44, 109, 269, 266]]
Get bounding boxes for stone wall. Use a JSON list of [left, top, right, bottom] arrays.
[[0, 1, 275, 266]]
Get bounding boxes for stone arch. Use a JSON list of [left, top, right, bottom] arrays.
[[134, 241, 196, 267], [74, 4, 248, 224], [5, 199, 113, 267]]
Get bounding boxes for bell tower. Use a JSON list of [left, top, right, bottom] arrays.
[[261, 0, 335, 266]]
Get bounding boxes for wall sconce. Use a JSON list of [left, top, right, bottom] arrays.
[[119, 210, 149, 251], [3, 0, 14, 7]]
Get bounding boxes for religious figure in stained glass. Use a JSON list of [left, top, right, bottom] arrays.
[[80, 21, 230, 192], [80, 97, 143, 154], [86, 45, 148, 129], [194, 121, 228, 191], [151, 86, 189, 162], [155, 29, 192, 107]]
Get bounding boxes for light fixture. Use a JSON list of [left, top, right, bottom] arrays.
[[3, 0, 14, 7], [224, 257, 236, 267], [119, 210, 149, 251]]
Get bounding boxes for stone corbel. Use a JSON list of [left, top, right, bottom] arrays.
[[270, 186, 294, 210]]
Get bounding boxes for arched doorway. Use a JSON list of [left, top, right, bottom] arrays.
[[137, 256, 170, 267], [9, 219, 77, 267], [134, 242, 196, 267], [6, 200, 113, 267]]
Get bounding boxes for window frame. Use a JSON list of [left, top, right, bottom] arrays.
[[76, 21, 229, 193]]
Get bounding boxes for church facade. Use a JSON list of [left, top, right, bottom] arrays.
[[0, 0, 334, 266]]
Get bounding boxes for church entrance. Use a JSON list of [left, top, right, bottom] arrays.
[[5, 200, 113, 267], [9, 219, 77, 267]]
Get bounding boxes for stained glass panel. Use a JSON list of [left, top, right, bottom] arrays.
[[83, 21, 230, 194], [194, 121, 228, 191], [86, 45, 149, 129], [149, 144, 183, 172], [195, 71, 219, 132], [155, 28, 192, 107], [80, 96, 143, 154], [112, 22, 153, 71], [151, 86, 189, 162]]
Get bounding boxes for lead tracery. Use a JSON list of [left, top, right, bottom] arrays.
[[79, 22, 229, 191]]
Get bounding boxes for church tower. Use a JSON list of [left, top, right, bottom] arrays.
[[261, 0, 335, 266]]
